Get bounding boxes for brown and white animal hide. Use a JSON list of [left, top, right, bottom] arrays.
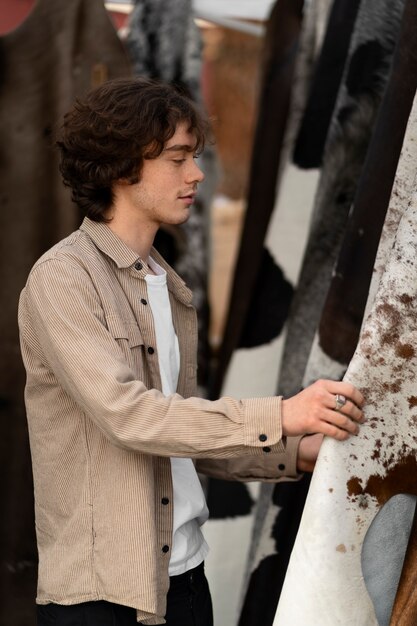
[[274, 89, 417, 626], [0, 1, 130, 623], [288, 3, 417, 620]]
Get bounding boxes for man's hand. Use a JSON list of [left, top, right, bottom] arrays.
[[297, 433, 323, 472], [282, 379, 365, 441]]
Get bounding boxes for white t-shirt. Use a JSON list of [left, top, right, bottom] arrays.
[[145, 257, 209, 576]]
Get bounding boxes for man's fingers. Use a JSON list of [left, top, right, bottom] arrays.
[[281, 379, 366, 439], [324, 380, 365, 408], [338, 399, 364, 423], [318, 421, 350, 441], [308, 406, 360, 438], [322, 408, 360, 435], [324, 394, 364, 423]]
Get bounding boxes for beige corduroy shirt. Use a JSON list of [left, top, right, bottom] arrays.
[[18, 218, 300, 625]]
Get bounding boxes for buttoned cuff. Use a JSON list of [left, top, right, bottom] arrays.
[[242, 396, 284, 454], [196, 435, 303, 482], [231, 435, 302, 481], [273, 435, 302, 478]]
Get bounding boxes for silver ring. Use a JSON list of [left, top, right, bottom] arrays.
[[335, 394, 347, 411]]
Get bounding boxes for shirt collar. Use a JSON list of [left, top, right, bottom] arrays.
[[79, 217, 193, 305], [80, 217, 139, 269]]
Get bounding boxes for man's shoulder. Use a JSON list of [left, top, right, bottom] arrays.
[[20, 228, 113, 315], [30, 228, 98, 274]]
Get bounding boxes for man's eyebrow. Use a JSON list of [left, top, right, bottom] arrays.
[[163, 144, 195, 152]]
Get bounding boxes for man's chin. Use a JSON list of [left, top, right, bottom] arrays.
[[174, 209, 191, 225]]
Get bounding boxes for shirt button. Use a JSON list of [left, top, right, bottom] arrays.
[[141, 298, 148, 305], [147, 346, 155, 355], [278, 463, 286, 471], [259, 434, 267, 442], [162, 545, 170, 553], [161, 497, 169, 505], [263, 446, 271, 453], [134, 261, 143, 270]]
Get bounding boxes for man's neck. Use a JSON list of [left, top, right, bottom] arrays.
[[105, 209, 158, 262]]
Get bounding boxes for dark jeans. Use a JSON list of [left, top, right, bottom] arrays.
[[37, 562, 213, 626]]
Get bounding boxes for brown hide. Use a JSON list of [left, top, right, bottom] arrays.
[[391, 509, 417, 625], [203, 27, 263, 200]]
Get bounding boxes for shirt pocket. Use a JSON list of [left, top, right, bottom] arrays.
[[106, 315, 145, 378]]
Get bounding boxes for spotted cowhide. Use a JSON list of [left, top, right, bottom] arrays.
[[274, 83, 417, 626], [303, 0, 417, 388]]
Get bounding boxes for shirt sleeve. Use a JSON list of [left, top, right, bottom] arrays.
[[21, 258, 286, 459], [196, 436, 303, 482]]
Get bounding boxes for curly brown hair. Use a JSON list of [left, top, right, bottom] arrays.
[[57, 77, 209, 222]]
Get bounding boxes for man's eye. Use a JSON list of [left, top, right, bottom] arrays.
[[173, 159, 186, 164]]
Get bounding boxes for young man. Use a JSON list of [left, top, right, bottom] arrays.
[[18, 78, 364, 626]]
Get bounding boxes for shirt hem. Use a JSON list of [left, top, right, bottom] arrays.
[[168, 541, 209, 577]]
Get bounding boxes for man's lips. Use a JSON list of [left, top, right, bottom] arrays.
[[178, 192, 196, 204]]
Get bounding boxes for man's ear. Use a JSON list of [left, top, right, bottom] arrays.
[[115, 176, 133, 186]]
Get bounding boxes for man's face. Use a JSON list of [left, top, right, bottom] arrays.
[[126, 122, 205, 228]]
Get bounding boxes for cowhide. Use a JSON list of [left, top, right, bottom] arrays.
[[274, 86, 417, 626], [294, 2, 417, 620], [305, 0, 417, 387]]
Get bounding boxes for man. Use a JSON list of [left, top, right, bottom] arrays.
[[18, 78, 364, 626]]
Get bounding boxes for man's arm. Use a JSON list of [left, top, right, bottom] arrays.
[[20, 258, 363, 460], [19, 258, 286, 459]]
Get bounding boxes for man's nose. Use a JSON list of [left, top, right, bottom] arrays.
[[187, 159, 205, 183]]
